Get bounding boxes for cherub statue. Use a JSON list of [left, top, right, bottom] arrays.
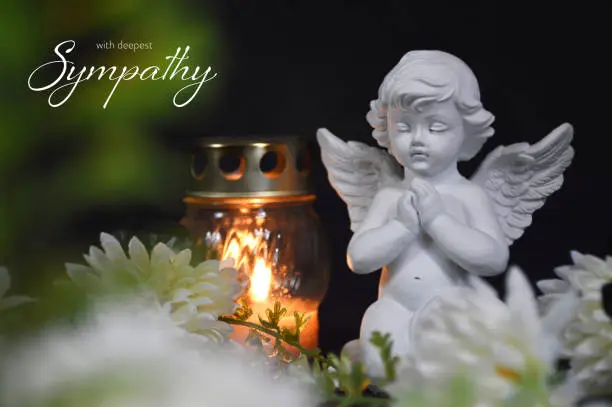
[[316, 50, 574, 379]]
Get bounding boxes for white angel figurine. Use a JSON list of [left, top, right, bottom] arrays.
[[317, 50, 574, 379]]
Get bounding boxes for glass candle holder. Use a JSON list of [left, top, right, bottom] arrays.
[[180, 136, 330, 352]]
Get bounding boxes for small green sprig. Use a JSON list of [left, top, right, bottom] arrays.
[[309, 332, 398, 406], [282, 311, 310, 344], [258, 301, 287, 329], [325, 352, 370, 398], [233, 298, 253, 322], [220, 299, 320, 361], [369, 332, 400, 386]]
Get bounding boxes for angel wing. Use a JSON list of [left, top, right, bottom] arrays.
[[316, 128, 404, 232], [471, 122, 574, 245]]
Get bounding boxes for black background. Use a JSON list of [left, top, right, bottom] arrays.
[[33, 1, 612, 354]]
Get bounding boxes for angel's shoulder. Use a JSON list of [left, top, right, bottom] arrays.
[[443, 179, 492, 209], [376, 182, 406, 199], [355, 184, 404, 227], [377, 181, 408, 197], [368, 183, 404, 211]]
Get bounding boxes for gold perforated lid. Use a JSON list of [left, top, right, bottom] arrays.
[[185, 136, 313, 200]]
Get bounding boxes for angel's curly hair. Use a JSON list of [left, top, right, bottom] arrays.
[[366, 50, 495, 161]]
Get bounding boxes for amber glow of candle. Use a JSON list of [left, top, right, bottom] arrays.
[[181, 137, 331, 358], [222, 228, 319, 352]]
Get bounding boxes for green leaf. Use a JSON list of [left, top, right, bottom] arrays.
[[347, 360, 369, 397], [258, 315, 275, 330], [370, 331, 399, 384], [312, 358, 337, 398], [281, 327, 299, 343], [232, 298, 253, 321], [264, 301, 288, 327]]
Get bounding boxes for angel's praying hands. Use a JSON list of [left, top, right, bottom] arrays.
[[396, 191, 419, 232]]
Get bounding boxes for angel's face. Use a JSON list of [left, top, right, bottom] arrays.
[[387, 99, 465, 176]]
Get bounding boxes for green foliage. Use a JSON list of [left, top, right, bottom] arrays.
[[221, 300, 319, 365], [222, 301, 399, 406]]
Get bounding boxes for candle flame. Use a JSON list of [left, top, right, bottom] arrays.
[[221, 228, 273, 303], [225, 239, 241, 263], [250, 258, 272, 302]]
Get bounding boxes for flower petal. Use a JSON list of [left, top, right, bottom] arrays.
[[191, 282, 219, 293], [491, 342, 526, 371], [191, 297, 214, 307], [574, 252, 609, 279], [569, 251, 585, 267], [593, 355, 612, 373], [171, 288, 193, 302], [505, 266, 540, 339], [554, 265, 573, 281], [66, 263, 100, 289], [467, 274, 499, 300], [539, 289, 579, 363], [173, 249, 192, 268], [582, 290, 602, 301], [100, 232, 128, 263], [568, 270, 602, 292], [537, 279, 571, 294], [128, 236, 150, 272], [573, 336, 607, 357], [84, 246, 112, 274], [195, 260, 219, 275], [151, 243, 175, 266]]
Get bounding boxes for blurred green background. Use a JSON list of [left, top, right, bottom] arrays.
[[1, 1, 227, 292]]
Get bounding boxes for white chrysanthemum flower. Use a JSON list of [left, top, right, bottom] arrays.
[[536, 255, 577, 315], [536, 251, 612, 394], [0, 299, 316, 407], [0, 266, 34, 311], [66, 232, 243, 341], [387, 267, 578, 407]]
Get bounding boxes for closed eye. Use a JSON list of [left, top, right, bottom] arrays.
[[396, 123, 411, 132], [430, 122, 449, 132]]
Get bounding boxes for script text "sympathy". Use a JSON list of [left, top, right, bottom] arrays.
[[27, 40, 217, 108]]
